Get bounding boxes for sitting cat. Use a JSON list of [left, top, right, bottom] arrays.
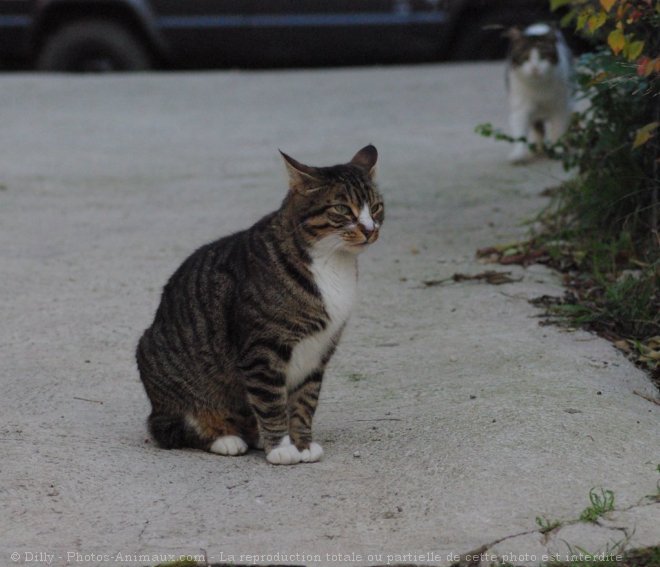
[[506, 23, 573, 164], [136, 145, 384, 465]]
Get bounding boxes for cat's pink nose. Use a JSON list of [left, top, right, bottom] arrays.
[[358, 223, 375, 238]]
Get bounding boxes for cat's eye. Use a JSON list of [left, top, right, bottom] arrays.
[[371, 203, 383, 215], [331, 204, 352, 216]]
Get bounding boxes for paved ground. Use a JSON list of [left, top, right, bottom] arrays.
[[1, 64, 658, 567]]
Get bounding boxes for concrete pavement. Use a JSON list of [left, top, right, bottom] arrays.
[[1, 64, 658, 567]]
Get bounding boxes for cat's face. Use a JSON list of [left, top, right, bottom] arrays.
[[508, 24, 559, 80], [281, 145, 384, 254]]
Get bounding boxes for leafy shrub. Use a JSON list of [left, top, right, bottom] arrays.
[[551, 0, 659, 251], [476, 1, 659, 373]]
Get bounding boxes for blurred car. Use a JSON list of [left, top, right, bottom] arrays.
[[0, 0, 557, 72]]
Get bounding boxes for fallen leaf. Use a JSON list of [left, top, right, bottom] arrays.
[[613, 339, 632, 353], [476, 246, 499, 257]]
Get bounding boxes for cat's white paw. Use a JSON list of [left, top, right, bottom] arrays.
[[300, 442, 324, 463], [210, 435, 248, 456], [266, 435, 302, 465]]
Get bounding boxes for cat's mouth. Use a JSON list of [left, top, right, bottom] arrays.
[[345, 233, 379, 250]]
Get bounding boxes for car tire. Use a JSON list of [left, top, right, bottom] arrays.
[[37, 19, 152, 72]]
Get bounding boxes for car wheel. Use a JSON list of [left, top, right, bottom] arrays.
[[37, 19, 151, 72]]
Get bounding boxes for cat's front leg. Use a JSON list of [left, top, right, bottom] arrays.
[[508, 107, 531, 164], [288, 370, 324, 463], [242, 365, 302, 465]]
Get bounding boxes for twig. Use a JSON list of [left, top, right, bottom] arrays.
[[422, 271, 522, 288], [73, 396, 104, 404], [633, 390, 660, 406]]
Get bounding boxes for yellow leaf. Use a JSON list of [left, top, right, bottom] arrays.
[[588, 11, 608, 32], [599, 0, 617, 12], [608, 28, 626, 54], [633, 122, 659, 149]]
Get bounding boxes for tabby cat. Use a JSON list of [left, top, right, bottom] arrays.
[[506, 23, 573, 164], [136, 145, 383, 465]]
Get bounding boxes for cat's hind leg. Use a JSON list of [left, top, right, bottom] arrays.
[[187, 409, 255, 456], [548, 108, 570, 145], [209, 435, 248, 456], [531, 120, 546, 153], [148, 412, 195, 449]]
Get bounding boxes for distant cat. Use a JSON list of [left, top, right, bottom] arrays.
[[505, 23, 573, 164], [136, 145, 384, 465]]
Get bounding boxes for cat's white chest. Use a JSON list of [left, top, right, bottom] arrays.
[[285, 247, 357, 390]]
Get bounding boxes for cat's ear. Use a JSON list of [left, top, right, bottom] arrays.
[[280, 150, 323, 193], [350, 144, 378, 179]]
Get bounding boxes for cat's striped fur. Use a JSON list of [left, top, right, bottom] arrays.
[[136, 145, 383, 465]]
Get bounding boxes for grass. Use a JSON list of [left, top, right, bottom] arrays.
[[153, 561, 199, 567], [535, 515, 562, 534], [542, 545, 660, 566], [579, 487, 615, 523], [153, 478, 660, 567], [484, 236, 659, 383], [347, 372, 367, 382]]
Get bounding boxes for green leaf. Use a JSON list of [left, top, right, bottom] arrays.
[[576, 8, 593, 31], [625, 40, 644, 61], [550, 0, 574, 10], [560, 9, 578, 27]]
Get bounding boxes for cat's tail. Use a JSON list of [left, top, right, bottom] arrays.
[[148, 413, 200, 449]]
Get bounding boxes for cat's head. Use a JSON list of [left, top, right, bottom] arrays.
[[507, 23, 560, 80], [280, 145, 384, 254]]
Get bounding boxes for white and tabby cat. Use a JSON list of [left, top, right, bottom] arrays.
[[506, 23, 573, 164], [137, 146, 383, 465]]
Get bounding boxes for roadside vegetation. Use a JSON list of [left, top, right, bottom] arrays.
[[537, 546, 660, 566], [478, 0, 659, 383], [452, 465, 660, 567]]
